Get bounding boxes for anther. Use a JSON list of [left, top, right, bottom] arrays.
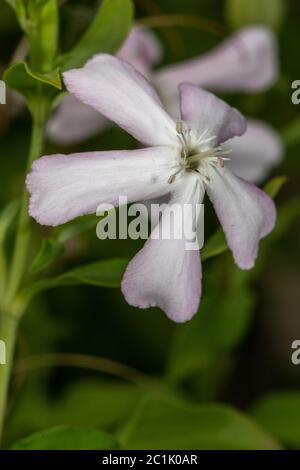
[[168, 167, 183, 184], [176, 121, 184, 134]]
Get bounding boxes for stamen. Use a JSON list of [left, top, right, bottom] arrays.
[[195, 169, 210, 183], [169, 123, 232, 184], [197, 128, 209, 141], [219, 149, 232, 156], [176, 134, 186, 155], [176, 121, 190, 161], [198, 135, 217, 146], [168, 167, 183, 184], [168, 175, 176, 184]]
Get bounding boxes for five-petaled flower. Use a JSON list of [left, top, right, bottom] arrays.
[[27, 55, 276, 322]]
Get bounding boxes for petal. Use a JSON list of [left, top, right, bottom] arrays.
[[27, 147, 177, 227], [118, 26, 162, 78], [47, 94, 110, 145], [155, 26, 278, 100], [226, 119, 284, 183], [180, 83, 246, 143], [63, 54, 177, 147], [206, 167, 276, 270], [122, 174, 203, 322]]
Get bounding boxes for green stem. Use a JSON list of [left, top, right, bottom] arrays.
[[0, 313, 19, 444], [6, 104, 47, 306], [0, 101, 48, 446]]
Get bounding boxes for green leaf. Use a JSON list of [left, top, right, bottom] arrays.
[[58, 258, 128, 288], [60, 0, 134, 70], [120, 395, 280, 450], [27, 0, 59, 72], [55, 217, 97, 244], [30, 239, 64, 274], [263, 176, 287, 198], [252, 391, 300, 449], [225, 0, 286, 31], [10, 425, 119, 450], [201, 229, 227, 262], [3, 61, 62, 100], [15, 258, 129, 313], [30, 217, 97, 274]]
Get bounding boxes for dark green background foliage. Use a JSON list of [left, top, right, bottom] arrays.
[[1, 0, 300, 450]]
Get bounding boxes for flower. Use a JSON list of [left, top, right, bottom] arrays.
[[27, 55, 276, 322], [47, 25, 283, 183], [225, 119, 283, 183], [155, 26, 278, 105]]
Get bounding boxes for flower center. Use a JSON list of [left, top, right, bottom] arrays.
[[168, 121, 231, 184]]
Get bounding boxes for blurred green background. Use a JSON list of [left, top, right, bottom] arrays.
[[1, 0, 300, 450]]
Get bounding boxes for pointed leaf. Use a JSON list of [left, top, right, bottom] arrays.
[[60, 0, 134, 70], [16, 258, 129, 313], [263, 176, 287, 198], [58, 258, 128, 288], [201, 229, 227, 262], [55, 217, 97, 244], [3, 61, 62, 100], [30, 239, 64, 274], [120, 395, 280, 450]]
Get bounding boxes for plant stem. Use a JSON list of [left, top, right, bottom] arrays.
[[14, 353, 163, 391], [137, 14, 226, 37], [0, 313, 19, 444], [0, 101, 48, 446], [6, 104, 47, 306]]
